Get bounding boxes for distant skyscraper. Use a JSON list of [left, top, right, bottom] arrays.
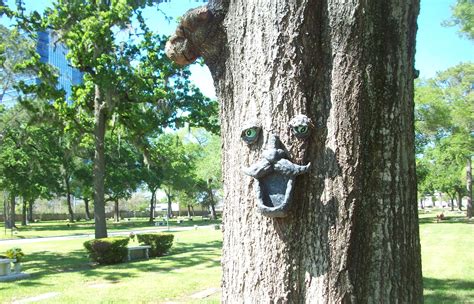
[[1, 31, 82, 107], [36, 31, 83, 103]]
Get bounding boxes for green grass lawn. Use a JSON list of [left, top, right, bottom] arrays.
[[419, 209, 474, 303], [0, 217, 221, 240], [0, 210, 472, 303], [0, 229, 222, 303]]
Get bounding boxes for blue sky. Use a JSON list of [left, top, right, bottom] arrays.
[[2, 0, 472, 99]]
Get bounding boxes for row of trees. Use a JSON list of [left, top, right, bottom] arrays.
[[0, 1, 220, 237], [415, 2, 473, 216]]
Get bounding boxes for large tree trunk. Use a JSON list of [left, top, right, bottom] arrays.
[[84, 198, 91, 220], [93, 84, 108, 238], [467, 157, 472, 218], [166, 0, 423, 302], [65, 177, 75, 222]]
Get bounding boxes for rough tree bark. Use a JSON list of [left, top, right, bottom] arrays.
[[166, 0, 423, 302], [93, 84, 108, 238]]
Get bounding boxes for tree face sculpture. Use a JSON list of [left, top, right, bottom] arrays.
[[241, 116, 312, 217]]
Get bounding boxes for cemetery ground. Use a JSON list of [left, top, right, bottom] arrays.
[[0, 217, 221, 240], [0, 211, 472, 303]]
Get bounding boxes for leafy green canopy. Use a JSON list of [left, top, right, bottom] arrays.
[[444, 0, 474, 41], [415, 62, 473, 199]]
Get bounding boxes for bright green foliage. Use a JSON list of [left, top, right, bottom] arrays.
[[136, 233, 174, 257], [444, 0, 474, 40], [0, 101, 62, 202], [83, 236, 130, 264], [1, 1, 218, 237], [0, 25, 34, 104], [415, 63, 474, 204], [105, 129, 142, 203]]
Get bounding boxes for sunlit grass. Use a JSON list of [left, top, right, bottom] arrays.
[[419, 208, 474, 303], [0, 229, 222, 303], [0, 210, 472, 303]]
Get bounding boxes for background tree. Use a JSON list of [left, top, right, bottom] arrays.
[[194, 130, 222, 219], [444, 0, 474, 40], [155, 133, 200, 219], [0, 101, 61, 227], [3, 1, 218, 238], [0, 25, 33, 104], [104, 128, 141, 222], [166, 1, 423, 301], [415, 63, 474, 216]]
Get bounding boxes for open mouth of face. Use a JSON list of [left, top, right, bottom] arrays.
[[243, 135, 310, 217]]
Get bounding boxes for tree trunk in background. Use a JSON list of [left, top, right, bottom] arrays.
[[166, 189, 173, 219], [114, 199, 120, 222], [93, 84, 108, 238], [450, 197, 455, 211], [467, 157, 472, 218], [208, 189, 217, 220], [21, 199, 27, 226], [28, 200, 34, 222], [84, 198, 91, 220], [65, 178, 75, 222], [420, 198, 425, 209], [149, 189, 156, 222], [9, 193, 15, 229], [457, 191, 463, 210], [166, 0, 423, 301], [4, 194, 10, 229]]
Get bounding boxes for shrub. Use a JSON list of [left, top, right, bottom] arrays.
[[5, 247, 25, 262], [83, 237, 130, 265], [136, 233, 174, 257]]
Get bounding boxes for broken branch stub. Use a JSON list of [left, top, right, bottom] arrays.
[[165, 6, 214, 66]]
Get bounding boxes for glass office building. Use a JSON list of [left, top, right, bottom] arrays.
[[1, 31, 82, 107], [37, 31, 83, 103]]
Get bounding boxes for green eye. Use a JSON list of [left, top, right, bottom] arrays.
[[241, 127, 260, 144], [292, 125, 310, 138]]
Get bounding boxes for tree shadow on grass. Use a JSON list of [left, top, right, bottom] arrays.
[[424, 277, 474, 303], [78, 239, 222, 282], [1, 238, 222, 286]]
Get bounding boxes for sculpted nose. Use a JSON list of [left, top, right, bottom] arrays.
[[262, 133, 286, 163]]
